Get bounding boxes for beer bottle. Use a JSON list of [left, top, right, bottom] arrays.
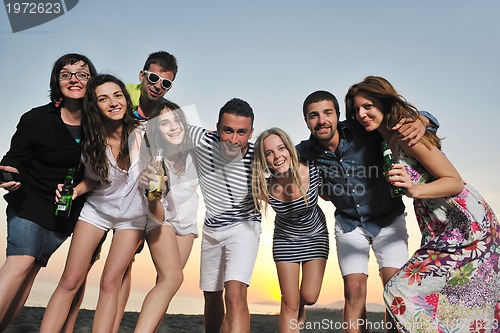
[[55, 167, 75, 218], [380, 141, 406, 197], [147, 148, 166, 201]]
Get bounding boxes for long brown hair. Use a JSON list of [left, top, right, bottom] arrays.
[[144, 100, 192, 174], [82, 74, 138, 183], [345, 76, 441, 149]]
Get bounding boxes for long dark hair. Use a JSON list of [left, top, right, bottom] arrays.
[[345, 76, 441, 149], [82, 74, 138, 183], [144, 100, 192, 174]]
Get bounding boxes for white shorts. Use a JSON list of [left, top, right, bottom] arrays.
[[335, 214, 408, 276], [200, 221, 261, 292], [79, 202, 147, 231], [146, 219, 199, 238]]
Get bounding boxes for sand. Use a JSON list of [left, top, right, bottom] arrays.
[[5, 306, 387, 332]]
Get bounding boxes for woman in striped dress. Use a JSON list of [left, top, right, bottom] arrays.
[[252, 127, 329, 333]]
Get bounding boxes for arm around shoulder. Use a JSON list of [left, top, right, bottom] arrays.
[[418, 111, 440, 132]]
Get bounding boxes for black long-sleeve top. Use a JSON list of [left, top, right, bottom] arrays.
[[1, 102, 85, 236]]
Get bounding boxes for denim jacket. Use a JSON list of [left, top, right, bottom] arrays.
[[296, 112, 439, 236]]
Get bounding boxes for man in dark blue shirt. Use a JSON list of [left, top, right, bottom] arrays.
[[296, 90, 438, 333]]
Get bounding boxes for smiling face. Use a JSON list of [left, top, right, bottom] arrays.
[[217, 113, 253, 161], [58, 61, 90, 101], [158, 108, 185, 146], [353, 92, 385, 132], [139, 63, 175, 103], [305, 99, 339, 145], [263, 134, 290, 175], [95, 82, 127, 122]]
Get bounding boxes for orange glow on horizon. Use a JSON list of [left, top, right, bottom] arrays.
[[1, 195, 487, 313]]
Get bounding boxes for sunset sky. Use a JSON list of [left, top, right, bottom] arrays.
[[1, 1, 499, 314]]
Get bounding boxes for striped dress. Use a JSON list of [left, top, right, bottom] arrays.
[[270, 164, 329, 262]]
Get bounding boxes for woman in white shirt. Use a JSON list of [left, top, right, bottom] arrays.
[[41, 74, 147, 333], [134, 101, 199, 332]]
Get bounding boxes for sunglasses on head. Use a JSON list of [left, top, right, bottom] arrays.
[[143, 70, 173, 90]]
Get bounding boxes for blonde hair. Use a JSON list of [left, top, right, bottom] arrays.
[[252, 127, 307, 212]]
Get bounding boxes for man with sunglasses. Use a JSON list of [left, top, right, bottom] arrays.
[[127, 50, 177, 120]]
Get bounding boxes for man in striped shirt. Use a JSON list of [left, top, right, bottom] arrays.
[[189, 98, 261, 333]]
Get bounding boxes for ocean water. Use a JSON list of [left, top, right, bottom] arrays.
[[26, 281, 280, 315]]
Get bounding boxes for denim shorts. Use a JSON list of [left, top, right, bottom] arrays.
[[6, 208, 68, 267]]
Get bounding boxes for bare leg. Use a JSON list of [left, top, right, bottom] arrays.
[[63, 234, 107, 333], [204, 290, 224, 333], [151, 232, 195, 333], [343, 273, 368, 333], [134, 226, 194, 332], [61, 276, 88, 333], [379, 267, 400, 333], [298, 259, 327, 325], [40, 221, 105, 333], [223, 280, 250, 333], [111, 258, 133, 333], [0, 258, 40, 330], [297, 305, 306, 328], [275, 262, 300, 333], [92, 229, 142, 333]]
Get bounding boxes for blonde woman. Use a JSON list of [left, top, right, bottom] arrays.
[[252, 127, 328, 332]]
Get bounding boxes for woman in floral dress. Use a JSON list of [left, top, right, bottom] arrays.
[[345, 76, 500, 332]]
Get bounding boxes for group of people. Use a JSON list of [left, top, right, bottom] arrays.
[[0, 50, 498, 333]]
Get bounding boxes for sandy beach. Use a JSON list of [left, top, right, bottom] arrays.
[[5, 306, 387, 333]]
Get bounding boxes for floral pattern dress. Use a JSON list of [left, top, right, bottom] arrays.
[[384, 152, 500, 333]]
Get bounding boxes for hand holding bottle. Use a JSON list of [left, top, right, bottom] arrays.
[[380, 141, 406, 197], [385, 163, 418, 198], [145, 148, 168, 201], [55, 167, 75, 218], [55, 183, 79, 202], [140, 165, 168, 189]]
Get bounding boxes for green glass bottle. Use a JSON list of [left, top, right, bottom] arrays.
[[380, 141, 406, 197], [55, 167, 75, 218]]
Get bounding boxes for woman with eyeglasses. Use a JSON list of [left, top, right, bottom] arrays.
[[133, 100, 199, 332], [252, 127, 329, 333], [39, 74, 151, 333], [346, 75, 500, 332], [0, 53, 97, 331]]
